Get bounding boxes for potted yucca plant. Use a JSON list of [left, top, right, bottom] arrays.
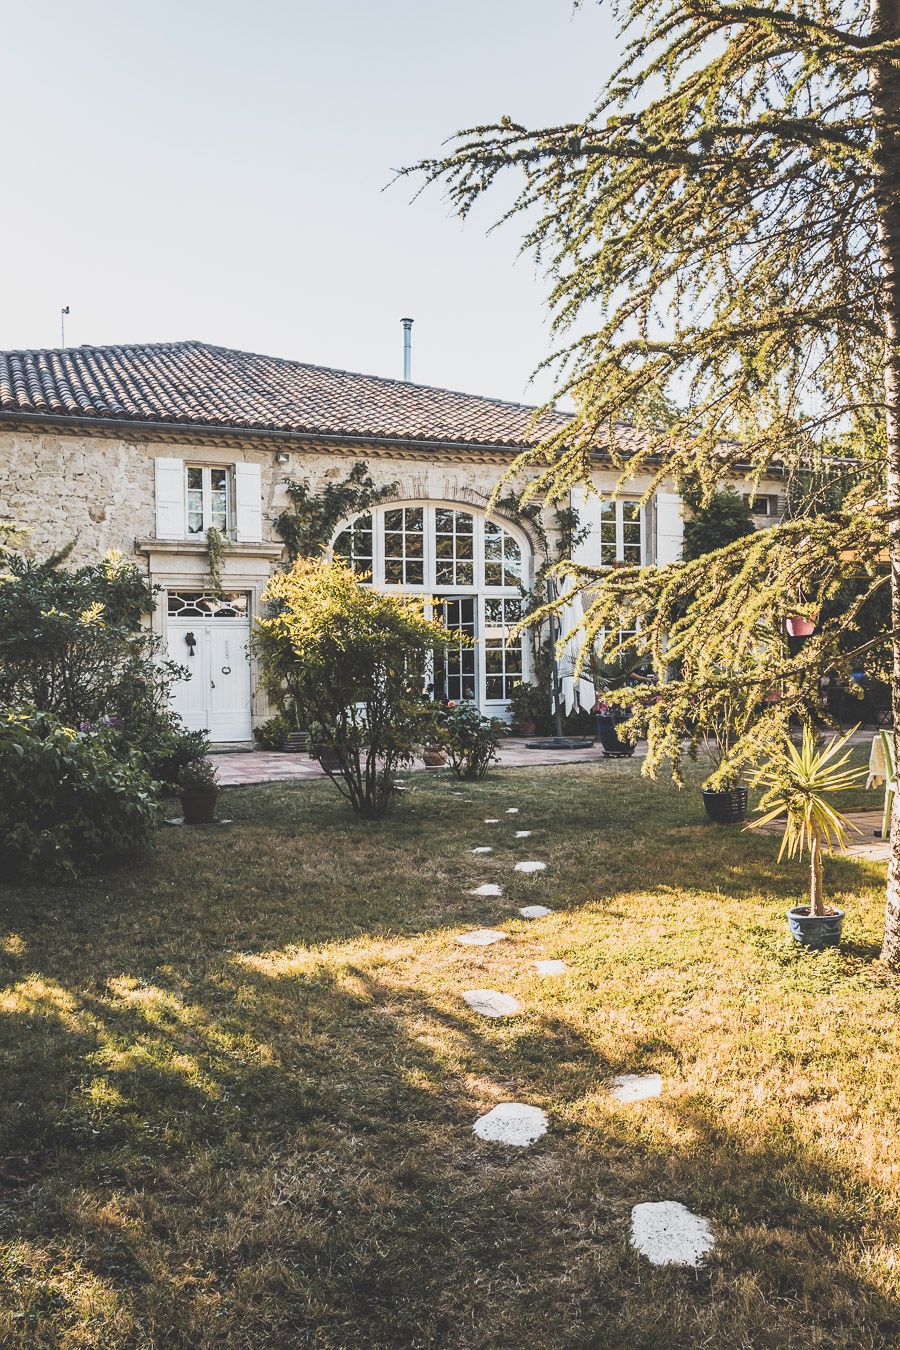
[[746, 726, 865, 948]]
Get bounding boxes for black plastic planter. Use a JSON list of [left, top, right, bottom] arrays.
[[701, 786, 749, 825]]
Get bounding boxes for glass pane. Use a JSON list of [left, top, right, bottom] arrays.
[[486, 676, 503, 700], [187, 468, 202, 490], [384, 559, 403, 583], [456, 512, 474, 534], [405, 560, 423, 584], [457, 534, 473, 559], [406, 508, 424, 532], [457, 561, 473, 586], [484, 598, 502, 624], [384, 532, 403, 557], [485, 562, 501, 586], [485, 647, 503, 673], [435, 508, 454, 533], [503, 565, 520, 587], [435, 561, 453, 585], [384, 509, 402, 532]]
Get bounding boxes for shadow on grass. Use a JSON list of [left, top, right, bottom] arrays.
[[2, 940, 899, 1348]]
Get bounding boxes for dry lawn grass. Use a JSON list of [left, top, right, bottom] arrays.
[[1, 758, 899, 1348]]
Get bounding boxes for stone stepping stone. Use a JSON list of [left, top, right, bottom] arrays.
[[610, 1073, 662, 1103], [506, 808, 519, 814], [484, 818, 500, 824], [473, 1103, 548, 1147], [471, 847, 493, 855], [514, 860, 546, 874], [515, 830, 532, 838], [519, 905, 552, 919], [456, 929, 508, 947], [534, 959, 566, 977], [462, 989, 522, 1018], [471, 883, 503, 897], [630, 1201, 715, 1267]]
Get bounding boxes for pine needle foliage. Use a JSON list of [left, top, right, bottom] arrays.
[[411, 0, 900, 963]]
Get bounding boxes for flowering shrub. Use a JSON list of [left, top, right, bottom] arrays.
[[0, 709, 160, 882], [437, 701, 505, 779]]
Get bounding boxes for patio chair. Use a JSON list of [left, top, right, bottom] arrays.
[[880, 728, 896, 841], [595, 713, 636, 759]]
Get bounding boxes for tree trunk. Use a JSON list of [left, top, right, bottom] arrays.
[[873, 0, 900, 965], [809, 830, 825, 918]]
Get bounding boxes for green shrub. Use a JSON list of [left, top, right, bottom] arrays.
[[252, 714, 290, 751], [507, 680, 550, 731], [438, 701, 504, 779], [0, 709, 160, 881], [255, 559, 453, 819], [177, 758, 219, 792], [0, 542, 203, 785]]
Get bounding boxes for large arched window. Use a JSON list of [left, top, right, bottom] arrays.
[[333, 503, 531, 711]]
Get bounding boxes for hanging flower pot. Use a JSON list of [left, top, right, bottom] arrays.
[[786, 614, 816, 638]]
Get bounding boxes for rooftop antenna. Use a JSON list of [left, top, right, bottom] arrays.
[[60, 306, 70, 348], [401, 317, 413, 381]]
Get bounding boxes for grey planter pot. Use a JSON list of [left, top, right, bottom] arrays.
[[786, 905, 845, 949]]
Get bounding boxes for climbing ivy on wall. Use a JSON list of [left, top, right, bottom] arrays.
[[274, 462, 398, 562]]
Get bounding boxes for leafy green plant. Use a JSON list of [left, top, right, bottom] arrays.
[[177, 758, 219, 793], [506, 680, 548, 730], [254, 558, 452, 819], [0, 542, 193, 779], [746, 727, 866, 916], [680, 487, 756, 562], [252, 714, 290, 751], [437, 701, 504, 780], [0, 709, 160, 881]]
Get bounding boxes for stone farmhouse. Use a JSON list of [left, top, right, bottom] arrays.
[[0, 340, 782, 745]]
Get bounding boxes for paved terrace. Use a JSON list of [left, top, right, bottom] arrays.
[[212, 737, 635, 786]]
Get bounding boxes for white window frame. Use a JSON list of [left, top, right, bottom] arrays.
[[599, 499, 646, 566], [186, 465, 232, 537], [331, 502, 531, 709], [744, 493, 775, 517]]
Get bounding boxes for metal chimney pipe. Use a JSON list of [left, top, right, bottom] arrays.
[[401, 317, 413, 381]]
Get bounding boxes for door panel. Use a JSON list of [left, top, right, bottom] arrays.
[[208, 625, 252, 741], [167, 618, 251, 741]]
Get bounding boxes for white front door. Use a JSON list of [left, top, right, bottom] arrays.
[[166, 600, 252, 742]]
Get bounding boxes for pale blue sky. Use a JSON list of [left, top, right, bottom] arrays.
[[1, 1, 615, 404]]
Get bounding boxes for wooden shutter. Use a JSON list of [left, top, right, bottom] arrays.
[[570, 485, 604, 565], [234, 461, 263, 543], [655, 491, 684, 565], [154, 457, 185, 539]]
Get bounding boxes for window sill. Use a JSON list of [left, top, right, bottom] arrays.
[[136, 537, 284, 559]]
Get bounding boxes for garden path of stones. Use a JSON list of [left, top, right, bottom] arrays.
[[452, 795, 715, 1269]]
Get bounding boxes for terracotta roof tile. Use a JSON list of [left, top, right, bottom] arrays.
[[0, 338, 590, 451]]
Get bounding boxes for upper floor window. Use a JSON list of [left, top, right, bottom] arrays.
[[187, 466, 230, 536], [333, 503, 527, 592], [599, 499, 643, 566]]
